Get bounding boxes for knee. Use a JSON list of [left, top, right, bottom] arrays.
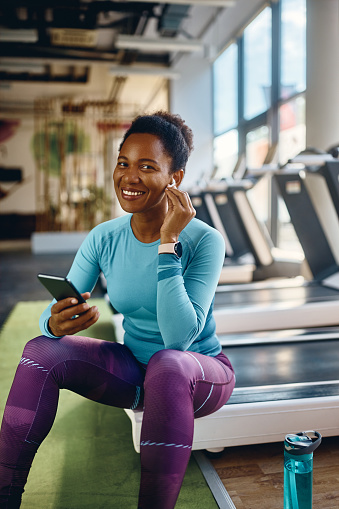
[[22, 335, 61, 365], [145, 349, 191, 390]]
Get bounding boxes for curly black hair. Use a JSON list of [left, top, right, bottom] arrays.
[[119, 111, 194, 174]]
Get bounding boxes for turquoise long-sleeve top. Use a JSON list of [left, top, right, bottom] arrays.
[[39, 214, 225, 365]]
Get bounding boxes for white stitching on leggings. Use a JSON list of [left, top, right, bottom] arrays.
[[19, 357, 48, 372], [185, 352, 205, 380], [194, 383, 214, 414], [141, 440, 192, 449]]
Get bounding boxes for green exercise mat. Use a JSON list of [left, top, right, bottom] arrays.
[[0, 300, 218, 509]]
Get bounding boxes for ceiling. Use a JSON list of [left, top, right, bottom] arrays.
[[0, 0, 236, 84]]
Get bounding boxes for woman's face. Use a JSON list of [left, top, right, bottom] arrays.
[[113, 133, 174, 215]]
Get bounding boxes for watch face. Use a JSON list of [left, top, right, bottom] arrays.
[[174, 242, 182, 258]]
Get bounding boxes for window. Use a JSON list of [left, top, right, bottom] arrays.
[[213, 43, 238, 136], [279, 95, 306, 165], [211, 0, 307, 250], [246, 125, 270, 169], [213, 129, 238, 178], [281, 0, 306, 100], [244, 7, 272, 120]]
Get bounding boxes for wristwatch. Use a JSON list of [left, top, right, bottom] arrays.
[[158, 242, 182, 258]]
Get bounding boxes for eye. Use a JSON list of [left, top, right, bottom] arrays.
[[117, 161, 128, 168], [140, 164, 155, 171]]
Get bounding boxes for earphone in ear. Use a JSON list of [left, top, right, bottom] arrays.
[[167, 178, 176, 188]]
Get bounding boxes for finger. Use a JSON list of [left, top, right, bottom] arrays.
[[68, 307, 100, 334], [77, 308, 100, 331], [51, 297, 81, 314], [184, 191, 196, 216], [165, 188, 178, 207], [55, 306, 99, 335], [58, 302, 92, 322], [166, 187, 193, 210], [166, 187, 187, 208], [179, 191, 195, 214]]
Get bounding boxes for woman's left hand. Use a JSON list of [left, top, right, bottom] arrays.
[[160, 186, 196, 244]]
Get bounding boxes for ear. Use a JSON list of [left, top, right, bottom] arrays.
[[171, 169, 184, 188]]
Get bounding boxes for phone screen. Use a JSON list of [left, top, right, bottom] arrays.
[[37, 274, 86, 303]]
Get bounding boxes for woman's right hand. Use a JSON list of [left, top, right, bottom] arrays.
[[48, 293, 100, 337]]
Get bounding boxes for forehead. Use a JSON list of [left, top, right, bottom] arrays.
[[120, 133, 170, 162]]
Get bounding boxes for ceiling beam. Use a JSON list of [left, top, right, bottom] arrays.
[[109, 65, 180, 79], [116, 35, 203, 52], [0, 29, 38, 43]]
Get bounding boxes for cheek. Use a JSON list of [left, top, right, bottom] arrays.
[[113, 168, 120, 185]]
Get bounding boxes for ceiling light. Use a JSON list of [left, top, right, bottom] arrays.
[[0, 29, 38, 43], [116, 35, 203, 53], [109, 65, 180, 79]]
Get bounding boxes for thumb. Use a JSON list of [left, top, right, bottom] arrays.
[[166, 190, 175, 212]]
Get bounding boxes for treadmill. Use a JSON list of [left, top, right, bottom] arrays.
[[320, 160, 339, 217], [213, 166, 339, 337], [298, 158, 339, 220], [203, 178, 303, 280], [190, 175, 303, 284], [190, 184, 256, 284]]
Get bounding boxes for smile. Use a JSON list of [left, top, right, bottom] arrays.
[[122, 190, 145, 196]]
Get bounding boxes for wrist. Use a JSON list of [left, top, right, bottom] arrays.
[[160, 235, 178, 244], [48, 317, 59, 337], [158, 241, 182, 258]]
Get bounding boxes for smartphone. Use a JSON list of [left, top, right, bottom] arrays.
[[37, 274, 86, 304]]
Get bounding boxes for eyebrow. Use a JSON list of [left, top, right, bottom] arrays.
[[118, 155, 160, 165]]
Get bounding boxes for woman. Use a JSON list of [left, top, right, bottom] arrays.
[[0, 111, 235, 509]]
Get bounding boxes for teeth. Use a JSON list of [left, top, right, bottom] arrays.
[[123, 190, 144, 196]]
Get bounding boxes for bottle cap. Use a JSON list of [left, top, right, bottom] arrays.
[[284, 430, 322, 456]]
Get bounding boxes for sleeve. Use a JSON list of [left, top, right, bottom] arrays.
[[156, 229, 225, 350], [39, 227, 102, 338]]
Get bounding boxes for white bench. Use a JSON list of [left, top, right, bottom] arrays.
[[124, 395, 339, 453], [111, 315, 339, 453]]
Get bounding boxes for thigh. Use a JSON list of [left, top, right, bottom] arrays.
[[22, 335, 146, 409], [184, 351, 235, 418], [144, 349, 235, 418]]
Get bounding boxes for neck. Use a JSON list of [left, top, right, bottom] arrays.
[[131, 209, 166, 243]]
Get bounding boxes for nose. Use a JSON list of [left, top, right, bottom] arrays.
[[121, 165, 140, 184]]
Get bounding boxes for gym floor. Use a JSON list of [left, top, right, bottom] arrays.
[[0, 240, 103, 329], [209, 436, 339, 508], [1, 240, 339, 508]]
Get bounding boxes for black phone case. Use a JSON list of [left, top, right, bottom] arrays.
[[37, 274, 86, 303]]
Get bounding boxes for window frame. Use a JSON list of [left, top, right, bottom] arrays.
[[212, 0, 306, 245]]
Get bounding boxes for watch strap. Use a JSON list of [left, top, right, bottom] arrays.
[[158, 243, 178, 255]]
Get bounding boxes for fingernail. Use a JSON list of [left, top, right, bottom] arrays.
[[71, 299, 78, 304]]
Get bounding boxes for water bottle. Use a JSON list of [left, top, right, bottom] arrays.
[[284, 430, 321, 509]]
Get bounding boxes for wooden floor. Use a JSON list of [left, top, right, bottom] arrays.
[[209, 436, 339, 509]]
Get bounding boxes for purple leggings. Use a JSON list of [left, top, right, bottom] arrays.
[[0, 335, 235, 509]]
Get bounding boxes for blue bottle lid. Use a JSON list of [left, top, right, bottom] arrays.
[[284, 430, 322, 456]]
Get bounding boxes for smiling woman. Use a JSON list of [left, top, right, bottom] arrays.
[[113, 133, 176, 228], [0, 111, 235, 509]]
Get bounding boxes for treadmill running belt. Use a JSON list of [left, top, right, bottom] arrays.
[[228, 382, 339, 404], [223, 339, 339, 386], [214, 283, 339, 308]]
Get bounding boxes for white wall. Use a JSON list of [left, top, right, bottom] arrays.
[[306, 0, 339, 150], [170, 53, 213, 189]]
